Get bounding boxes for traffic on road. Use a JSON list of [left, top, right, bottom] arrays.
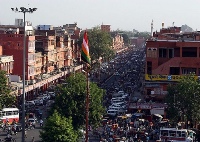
[[0, 89, 56, 141], [0, 46, 197, 142]]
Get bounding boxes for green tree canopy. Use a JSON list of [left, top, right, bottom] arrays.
[[78, 27, 115, 65], [134, 31, 151, 39], [52, 73, 105, 130], [121, 33, 129, 45], [165, 74, 200, 123], [0, 70, 16, 108], [40, 110, 78, 142]]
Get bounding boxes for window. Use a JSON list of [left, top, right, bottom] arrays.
[[161, 130, 168, 136], [182, 68, 196, 74], [176, 131, 181, 137], [17, 43, 20, 46], [169, 130, 176, 136], [182, 47, 197, 57], [147, 61, 152, 75], [147, 48, 157, 58], [170, 67, 180, 75], [168, 49, 174, 58], [6, 111, 12, 116], [159, 48, 167, 58], [181, 131, 186, 137], [50, 40, 54, 45], [13, 111, 18, 115]]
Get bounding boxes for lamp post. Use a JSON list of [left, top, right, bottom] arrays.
[[11, 7, 37, 142]]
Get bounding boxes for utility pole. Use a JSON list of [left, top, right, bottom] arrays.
[[83, 64, 90, 142], [11, 7, 37, 142]]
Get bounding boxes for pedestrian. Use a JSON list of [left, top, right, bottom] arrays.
[[32, 136, 35, 142], [25, 130, 27, 138], [40, 119, 43, 127]]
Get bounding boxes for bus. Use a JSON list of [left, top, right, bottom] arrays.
[[0, 108, 19, 124], [159, 128, 194, 142]]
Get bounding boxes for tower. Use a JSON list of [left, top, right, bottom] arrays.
[[151, 20, 153, 37]]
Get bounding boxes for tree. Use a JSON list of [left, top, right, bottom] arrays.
[[52, 73, 105, 130], [121, 33, 129, 45], [165, 74, 200, 124], [78, 27, 115, 66], [40, 110, 78, 142], [0, 70, 16, 108], [134, 31, 151, 39]]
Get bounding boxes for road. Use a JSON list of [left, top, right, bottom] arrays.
[[0, 47, 144, 142], [0, 122, 42, 142], [0, 105, 49, 142]]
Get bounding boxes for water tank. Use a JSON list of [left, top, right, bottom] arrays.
[[162, 22, 164, 29]]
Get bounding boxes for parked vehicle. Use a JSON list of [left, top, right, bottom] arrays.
[[107, 109, 118, 116], [34, 109, 43, 118], [34, 99, 43, 106], [48, 92, 56, 99], [108, 104, 126, 110], [159, 128, 195, 142], [25, 101, 35, 106], [0, 108, 19, 124], [28, 118, 36, 129], [118, 91, 124, 95], [111, 99, 125, 104]]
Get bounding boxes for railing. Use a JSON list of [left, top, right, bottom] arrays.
[[15, 64, 83, 94]]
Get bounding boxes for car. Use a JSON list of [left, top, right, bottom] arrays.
[[122, 93, 129, 98], [111, 99, 125, 104], [37, 95, 49, 101], [34, 109, 43, 118], [112, 102, 126, 107], [48, 92, 56, 98], [28, 118, 36, 128], [114, 72, 120, 75], [108, 104, 126, 110], [46, 100, 55, 107], [111, 97, 124, 102], [107, 109, 118, 116], [118, 91, 124, 95], [16, 124, 22, 132], [25, 101, 35, 106], [43, 94, 50, 100], [132, 97, 138, 102], [34, 99, 43, 106]]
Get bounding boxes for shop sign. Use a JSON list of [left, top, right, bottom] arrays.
[[145, 74, 198, 81]]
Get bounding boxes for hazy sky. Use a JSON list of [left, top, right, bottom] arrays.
[[1, 0, 200, 32]]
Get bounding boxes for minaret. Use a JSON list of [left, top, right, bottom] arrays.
[[151, 20, 153, 37]]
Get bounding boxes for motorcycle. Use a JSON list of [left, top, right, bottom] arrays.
[[40, 122, 43, 127]]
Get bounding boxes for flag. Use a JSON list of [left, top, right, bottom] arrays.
[[81, 31, 91, 65]]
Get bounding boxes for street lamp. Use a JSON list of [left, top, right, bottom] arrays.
[[11, 7, 37, 142]]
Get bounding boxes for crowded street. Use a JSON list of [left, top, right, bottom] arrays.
[[87, 45, 153, 142], [88, 45, 197, 142]]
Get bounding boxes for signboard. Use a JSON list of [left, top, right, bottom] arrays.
[[145, 74, 198, 81]]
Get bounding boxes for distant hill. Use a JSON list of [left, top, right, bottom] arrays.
[[181, 24, 194, 32]]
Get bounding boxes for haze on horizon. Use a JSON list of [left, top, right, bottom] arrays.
[[1, 0, 200, 32]]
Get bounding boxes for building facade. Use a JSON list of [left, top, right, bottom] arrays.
[[101, 24, 111, 32], [0, 22, 83, 100], [145, 26, 200, 101]]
